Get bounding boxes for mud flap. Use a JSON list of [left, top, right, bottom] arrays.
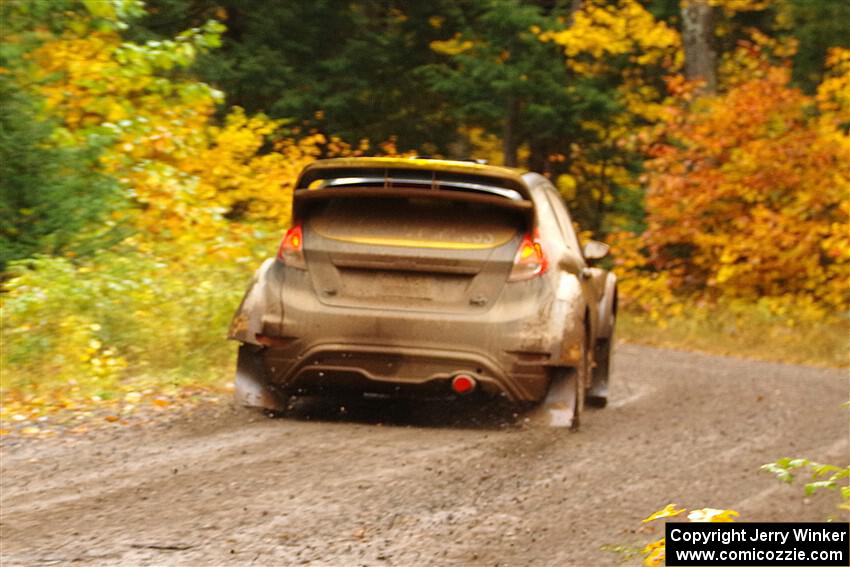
[[235, 345, 287, 412], [588, 338, 612, 407], [526, 368, 582, 429]]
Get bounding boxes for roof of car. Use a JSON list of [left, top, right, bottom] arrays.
[[296, 157, 529, 190]]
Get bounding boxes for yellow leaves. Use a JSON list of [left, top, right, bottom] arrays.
[[542, 0, 680, 74], [607, 230, 680, 323], [817, 47, 850, 153], [641, 505, 739, 567], [718, 30, 798, 88], [707, 0, 772, 15], [461, 126, 504, 165], [642, 538, 666, 567], [642, 504, 685, 523], [81, 0, 119, 20], [31, 32, 121, 128], [824, 46, 850, 73], [25, 21, 277, 267], [556, 174, 577, 200], [430, 34, 474, 56], [537, 1, 679, 220]]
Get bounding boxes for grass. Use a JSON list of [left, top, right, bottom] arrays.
[[618, 307, 849, 368], [1, 251, 247, 429]]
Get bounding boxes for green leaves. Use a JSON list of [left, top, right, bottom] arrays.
[[0, 77, 122, 269], [762, 455, 850, 509], [115, 18, 225, 74]]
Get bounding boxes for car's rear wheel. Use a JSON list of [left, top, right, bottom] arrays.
[[569, 331, 589, 430], [588, 337, 611, 408]]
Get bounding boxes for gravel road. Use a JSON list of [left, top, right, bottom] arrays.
[[2, 344, 848, 566]]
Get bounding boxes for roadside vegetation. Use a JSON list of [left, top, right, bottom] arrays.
[[618, 304, 848, 368], [1, 0, 848, 434], [635, 453, 850, 566]]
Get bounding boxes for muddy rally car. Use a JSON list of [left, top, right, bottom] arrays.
[[228, 157, 617, 428]]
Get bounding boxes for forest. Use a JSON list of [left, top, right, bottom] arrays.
[[1, 0, 848, 425]]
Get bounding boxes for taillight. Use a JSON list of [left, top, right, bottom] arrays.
[[508, 232, 547, 281], [277, 223, 306, 269]]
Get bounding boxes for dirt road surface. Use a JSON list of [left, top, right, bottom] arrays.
[[2, 344, 848, 566]]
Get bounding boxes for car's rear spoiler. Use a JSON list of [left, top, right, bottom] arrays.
[[293, 158, 534, 218]]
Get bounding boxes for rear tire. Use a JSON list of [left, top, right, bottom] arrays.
[[588, 337, 611, 408], [534, 330, 587, 430], [570, 333, 589, 430]]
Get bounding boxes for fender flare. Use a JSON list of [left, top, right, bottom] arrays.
[[550, 272, 588, 366], [227, 258, 283, 345]]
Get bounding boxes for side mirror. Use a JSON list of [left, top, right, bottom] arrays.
[[582, 240, 609, 262]]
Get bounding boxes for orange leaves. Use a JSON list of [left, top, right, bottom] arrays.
[[615, 44, 849, 322], [641, 56, 849, 309]]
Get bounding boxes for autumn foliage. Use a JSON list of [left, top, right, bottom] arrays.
[[647, 55, 848, 305], [25, 21, 359, 264], [612, 41, 849, 328], [0, 6, 367, 424]]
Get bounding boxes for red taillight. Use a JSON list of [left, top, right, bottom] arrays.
[[277, 223, 306, 269], [509, 232, 547, 281]]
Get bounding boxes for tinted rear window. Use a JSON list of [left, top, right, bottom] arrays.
[[307, 197, 525, 250]]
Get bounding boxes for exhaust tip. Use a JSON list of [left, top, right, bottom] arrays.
[[451, 374, 476, 395]]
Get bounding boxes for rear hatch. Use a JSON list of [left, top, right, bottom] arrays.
[[301, 194, 527, 312]]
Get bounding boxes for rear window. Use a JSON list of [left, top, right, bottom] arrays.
[[306, 197, 526, 250]]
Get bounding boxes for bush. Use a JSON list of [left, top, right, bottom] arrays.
[[1, 247, 258, 407], [618, 295, 849, 367], [0, 76, 121, 270]]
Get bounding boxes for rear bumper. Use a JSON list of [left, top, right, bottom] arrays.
[[234, 264, 586, 403], [264, 341, 549, 401]]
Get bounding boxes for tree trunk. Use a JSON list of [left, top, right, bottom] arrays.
[[567, 0, 583, 25], [528, 140, 544, 174], [681, 0, 717, 94], [502, 98, 520, 167]]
